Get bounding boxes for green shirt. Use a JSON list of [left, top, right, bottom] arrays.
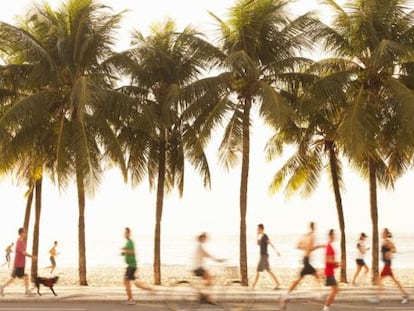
[[124, 239, 137, 268]]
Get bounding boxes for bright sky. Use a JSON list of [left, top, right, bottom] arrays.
[[0, 0, 413, 253]]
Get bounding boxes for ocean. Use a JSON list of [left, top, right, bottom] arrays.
[[32, 232, 414, 270]]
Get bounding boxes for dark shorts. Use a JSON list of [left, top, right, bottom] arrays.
[[381, 263, 393, 277], [11, 267, 26, 279], [257, 255, 270, 272], [5, 255, 10, 262], [124, 267, 137, 281], [193, 267, 206, 277], [300, 257, 316, 276], [50, 256, 56, 266], [356, 259, 366, 266], [325, 276, 337, 286]]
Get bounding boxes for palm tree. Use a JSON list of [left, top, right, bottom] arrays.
[[110, 19, 222, 285], [266, 58, 354, 282], [0, 0, 127, 285], [208, 0, 317, 285], [313, 0, 414, 283]]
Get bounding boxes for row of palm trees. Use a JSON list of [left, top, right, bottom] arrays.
[[1, 0, 414, 286]]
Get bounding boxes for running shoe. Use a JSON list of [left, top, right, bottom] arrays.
[[401, 295, 409, 304], [122, 299, 136, 305]]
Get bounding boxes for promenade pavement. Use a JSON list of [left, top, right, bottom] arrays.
[[0, 285, 413, 304]]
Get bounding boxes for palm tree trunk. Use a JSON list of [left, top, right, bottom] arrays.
[[23, 182, 35, 239], [76, 168, 88, 286], [327, 141, 347, 283], [239, 98, 251, 286], [154, 138, 166, 285], [31, 177, 42, 280], [368, 158, 379, 284]]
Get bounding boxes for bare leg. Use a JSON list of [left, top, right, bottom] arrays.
[[135, 279, 153, 291], [287, 276, 303, 293], [268, 270, 280, 288], [352, 265, 362, 285], [324, 285, 339, 307], [1, 277, 15, 289], [124, 279, 133, 301], [252, 272, 260, 288], [390, 275, 408, 296], [24, 275, 30, 292]]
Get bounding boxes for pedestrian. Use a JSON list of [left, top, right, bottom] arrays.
[[0, 228, 36, 296], [280, 222, 325, 309], [322, 229, 340, 311], [46, 241, 58, 274], [351, 233, 369, 286], [121, 227, 153, 305], [2, 243, 14, 268], [370, 228, 409, 304], [252, 223, 281, 289], [192, 232, 225, 304]]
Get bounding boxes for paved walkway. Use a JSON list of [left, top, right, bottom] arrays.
[[0, 285, 413, 303]]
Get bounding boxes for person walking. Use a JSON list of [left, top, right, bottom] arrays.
[[280, 222, 324, 309], [322, 229, 340, 311], [2, 243, 13, 268], [370, 228, 409, 304], [192, 232, 225, 304], [121, 227, 152, 305], [0, 228, 36, 296], [46, 241, 58, 274], [252, 223, 281, 289], [351, 233, 369, 286]]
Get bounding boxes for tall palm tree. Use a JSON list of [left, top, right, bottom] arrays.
[[110, 19, 222, 285], [0, 0, 127, 285], [266, 58, 354, 282], [313, 0, 414, 283], [208, 0, 317, 285]]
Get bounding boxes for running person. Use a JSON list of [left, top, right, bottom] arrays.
[[121, 227, 152, 305], [371, 228, 409, 304], [2, 243, 13, 268], [192, 232, 225, 304], [322, 229, 340, 311], [0, 228, 36, 296], [351, 233, 369, 286], [252, 224, 281, 289], [280, 222, 324, 309], [46, 241, 58, 274]]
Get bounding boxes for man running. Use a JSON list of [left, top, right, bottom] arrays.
[[0, 228, 36, 296], [351, 232, 369, 286], [121, 227, 153, 305], [2, 243, 13, 268], [252, 224, 281, 289], [280, 222, 324, 309], [322, 229, 340, 311]]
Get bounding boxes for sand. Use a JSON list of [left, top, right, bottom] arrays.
[[1, 264, 413, 288]]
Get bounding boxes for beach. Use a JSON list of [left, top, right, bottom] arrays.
[[1, 265, 413, 288]]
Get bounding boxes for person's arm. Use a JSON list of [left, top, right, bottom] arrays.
[[388, 240, 397, 253], [310, 237, 325, 252], [268, 239, 281, 256], [201, 245, 225, 263], [121, 240, 135, 255]]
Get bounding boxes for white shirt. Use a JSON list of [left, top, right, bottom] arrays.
[[357, 239, 367, 259]]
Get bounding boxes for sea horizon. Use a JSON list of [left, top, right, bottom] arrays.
[[20, 231, 414, 270]]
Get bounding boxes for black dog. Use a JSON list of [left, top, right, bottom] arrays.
[[34, 276, 59, 296]]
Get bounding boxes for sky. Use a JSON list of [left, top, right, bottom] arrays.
[[0, 0, 413, 262]]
